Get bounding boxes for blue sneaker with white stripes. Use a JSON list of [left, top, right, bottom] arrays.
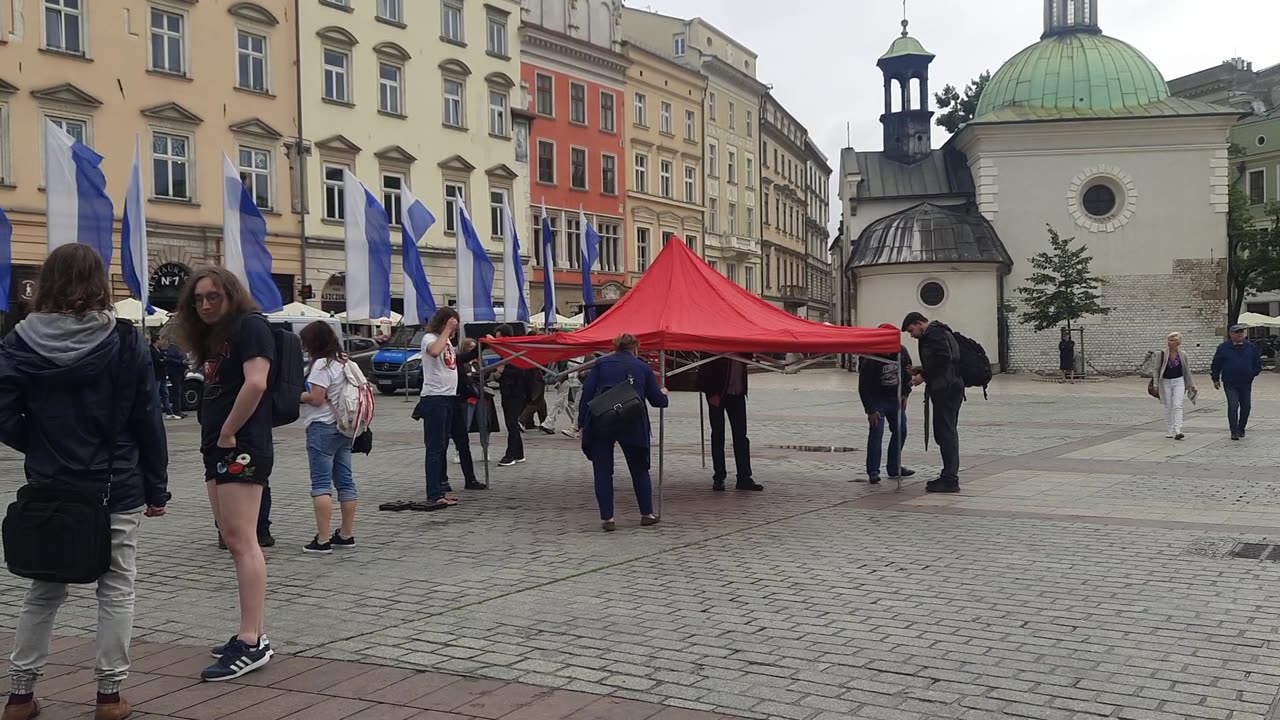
[[201, 636, 272, 681], [210, 633, 271, 658]]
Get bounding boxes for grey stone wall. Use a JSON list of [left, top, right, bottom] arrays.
[[1007, 258, 1227, 375]]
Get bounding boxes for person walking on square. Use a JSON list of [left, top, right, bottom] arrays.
[[579, 334, 669, 531], [447, 338, 490, 491], [1154, 332, 1197, 440], [541, 357, 583, 438], [164, 340, 189, 419], [696, 355, 763, 492], [415, 308, 461, 510], [492, 324, 529, 466], [298, 321, 359, 553], [1211, 324, 1263, 441], [0, 245, 170, 720], [859, 324, 914, 484], [175, 268, 275, 681], [902, 312, 964, 493], [150, 334, 180, 419]]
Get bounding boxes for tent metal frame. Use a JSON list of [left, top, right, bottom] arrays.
[[476, 342, 907, 509]]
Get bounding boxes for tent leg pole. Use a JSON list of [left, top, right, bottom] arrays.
[[896, 349, 904, 494], [699, 394, 706, 469], [658, 350, 666, 519], [479, 341, 490, 488]]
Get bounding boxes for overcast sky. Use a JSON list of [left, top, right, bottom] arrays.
[[634, 0, 1280, 231]]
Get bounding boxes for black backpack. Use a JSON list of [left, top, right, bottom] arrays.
[[937, 323, 993, 398], [261, 316, 305, 427]]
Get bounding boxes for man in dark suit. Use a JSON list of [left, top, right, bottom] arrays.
[[697, 356, 762, 492]]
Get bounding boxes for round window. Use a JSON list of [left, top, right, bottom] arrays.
[[919, 281, 945, 307], [1259, 135, 1268, 147], [1082, 184, 1118, 219]]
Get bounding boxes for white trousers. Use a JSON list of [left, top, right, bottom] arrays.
[[1160, 377, 1185, 435]]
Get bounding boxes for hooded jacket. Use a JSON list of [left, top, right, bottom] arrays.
[[0, 312, 170, 513], [918, 321, 964, 398]]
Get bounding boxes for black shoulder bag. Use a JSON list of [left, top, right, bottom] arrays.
[[2, 322, 134, 584], [587, 363, 644, 437]]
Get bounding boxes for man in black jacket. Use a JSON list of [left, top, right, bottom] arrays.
[[858, 324, 914, 484], [492, 325, 528, 466], [696, 356, 762, 492], [902, 312, 963, 493]]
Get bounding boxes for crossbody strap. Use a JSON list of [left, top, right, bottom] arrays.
[[95, 322, 138, 504]]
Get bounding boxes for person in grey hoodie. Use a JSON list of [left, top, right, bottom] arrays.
[[0, 244, 169, 720]]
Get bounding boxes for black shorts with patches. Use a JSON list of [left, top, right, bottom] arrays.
[[203, 447, 272, 486]]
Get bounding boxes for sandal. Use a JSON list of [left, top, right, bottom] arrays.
[[378, 501, 412, 512], [441, 498, 459, 506], [410, 500, 450, 512]]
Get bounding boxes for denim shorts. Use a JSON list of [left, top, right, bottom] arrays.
[[306, 422, 357, 502]]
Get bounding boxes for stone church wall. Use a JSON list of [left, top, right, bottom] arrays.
[[1006, 258, 1227, 375]]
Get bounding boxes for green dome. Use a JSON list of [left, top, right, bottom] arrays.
[[974, 32, 1169, 119], [879, 34, 933, 62]]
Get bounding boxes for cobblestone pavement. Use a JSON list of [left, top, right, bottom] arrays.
[[3, 370, 1280, 719]]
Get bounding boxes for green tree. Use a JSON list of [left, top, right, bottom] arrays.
[[934, 71, 991, 134], [1228, 192, 1280, 325], [1015, 225, 1111, 332]]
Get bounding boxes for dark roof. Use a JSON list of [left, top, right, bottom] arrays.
[[849, 202, 1012, 270], [854, 147, 974, 200]]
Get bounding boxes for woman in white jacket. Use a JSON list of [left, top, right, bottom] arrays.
[[1155, 332, 1197, 440]]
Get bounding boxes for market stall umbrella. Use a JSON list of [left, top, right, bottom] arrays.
[[337, 310, 403, 327], [1237, 312, 1280, 328], [272, 302, 331, 318], [113, 298, 171, 328]]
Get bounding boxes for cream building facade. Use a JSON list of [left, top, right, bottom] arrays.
[[804, 138, 833, 322], [300, 0, 527, 314], [760, 93, 810, 314], [0, 0, 302, 324], [621, 42, 705, 285], [621, 8, 766, 293]]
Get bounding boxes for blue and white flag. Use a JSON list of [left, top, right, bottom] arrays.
[[456, 200, 496, 323], [540, 201, 556, 327], [221, 154, 283, 313], [503, 197, 530, 324], [0, 207, 11, 313], [343, 170, 393, 321], [44, 119, 113, 266], [579, 208, 601, 322], [120, 137, 153, 315], [400, 185, 437, 327]]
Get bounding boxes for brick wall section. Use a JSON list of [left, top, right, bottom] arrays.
[[1007, 258, 1227, 375]]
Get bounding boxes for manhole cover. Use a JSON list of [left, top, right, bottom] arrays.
[[1228, 542, 1280, 561], [769, 445, 859, 453]]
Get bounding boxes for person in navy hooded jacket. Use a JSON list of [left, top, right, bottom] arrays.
[[1211, 324, 1263, 440], [578, 333, 669, 531]]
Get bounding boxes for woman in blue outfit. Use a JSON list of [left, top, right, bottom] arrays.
[[577, 333, 669, 531]]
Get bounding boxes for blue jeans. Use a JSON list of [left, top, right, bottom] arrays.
[[418, 396, 453, 502], [306, 422, 357, 501], [591, 441, 654, 521], [157, 380, 174, 416], [866, 399, 907, 478], [1225, 384, 1253, 436]]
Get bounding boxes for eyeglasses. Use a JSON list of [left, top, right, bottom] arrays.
[[194, 292, 224, 307]]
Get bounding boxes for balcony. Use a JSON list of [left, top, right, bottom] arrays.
[[780, 284, 809, 303], [729, 235, 761, 255]]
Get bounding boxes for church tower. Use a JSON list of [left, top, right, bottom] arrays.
[[876, 19, 934, 164], [1043, 0, 1100, 38]]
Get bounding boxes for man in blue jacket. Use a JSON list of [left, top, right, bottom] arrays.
[[1211, 324, 1263, 441]]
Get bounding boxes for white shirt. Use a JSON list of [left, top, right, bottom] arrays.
[[419, 333, 459, 397], [302, 357, 345, 427]]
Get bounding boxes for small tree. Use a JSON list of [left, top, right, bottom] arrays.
[[934, 71, 991, 134], [1015, 225, 1111, 332], [1226, 185, 1280, 325]]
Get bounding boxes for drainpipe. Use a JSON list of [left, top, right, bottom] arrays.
[[294, 0, 308, 297]]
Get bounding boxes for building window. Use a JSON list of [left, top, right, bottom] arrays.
[[745, 266, 755, 293], [490, 189, 508, 238], [708, 143, 718, 178], [708, 91, 717, 122], [660, 102, 672, 135], [48, 115, 87, 144], [598, 221, 621, 272], [746, 157, 754, 189], [443, 78, 465, 127], [323, 163, 346, 220], [537, 140, 555, 184], [379, 63, 403, 115], [0, 105, 9, 184], [570, 82, 587, 125], [487, 11, 508, 56], [673, 34, 686, 56], [634, 93, 647, 127], [728, 101, 735, 130], [442, 1, 464, 43], [684, 165, 697, 203], [659, 160, 673, 199], [377, 0, 403, 23], [919, 280, 946, 307], [1248, 169, 1266, 206], [374, 173, 402, 226], [746, 110, 753, 138], [323, 48, 351, 103], [601, 154, 617, 195], [533, 211, 558, 267], [565, 216, 582, 270], [150, 8, 186, 76], [636, 227, 650, 272], [1081, 183, 1117, 218], [489, 90, 508, 136], [571, 147, 587, 190], [444, 182, 466, 234], [686, 235, 697, 254], [746, 207, 754, 238], [709, 260, 719, 272], [535, 74, 554, 116], [685, 110, 696, 141], [727, 148, 737, 184], [728, 202, 737, 235], [238, 147, 272, 210], [151, 132, 190, 200], [633, 153, 648, 194], [727, 263, 737, 284], [600, 91, 616, 132], [763, 191, 770, 224], [708, 197, 718, 232], [44, 0, 84, 55], [237, 31, 268, 93]]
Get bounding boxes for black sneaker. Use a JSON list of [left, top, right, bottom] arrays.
[[201, 637, 272, 681], [926, 480, 961, 494], [498, 456, 517, 467], [464, 482, 488, 490], [257, 531, 275, 548], [736, 482, 764, 492], [211, 634, 272, 659], [890, 468, 916, 479], [329, 532, 356, 549], [712, 480, 726, 492], [304, 536, 332, 554], [1232, 434, 1240, 441], [1240, 430, 1248, 438], [868, 475, 882, 485]]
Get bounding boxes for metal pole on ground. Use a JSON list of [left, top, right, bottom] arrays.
[[699, 393, 706, 469], [479, 339, 491, 488], [896, 349, 904, 493], [658, 350, 666, 518]]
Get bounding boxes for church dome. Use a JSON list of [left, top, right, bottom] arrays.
[[850, 202, 1012, 269], [974, 32, 1169, 119]]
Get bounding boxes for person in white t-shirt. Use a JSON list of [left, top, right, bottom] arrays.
[[299, 322, 358, 554], [414, 308, 460, 511]]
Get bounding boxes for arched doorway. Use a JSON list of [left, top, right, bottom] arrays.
[[321, 273, 346, 314], [148, 263, 191, 312]]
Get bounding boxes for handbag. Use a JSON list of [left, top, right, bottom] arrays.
[[587, 369, 644, 437], [1147, 350, 1164, 399], [352, 428, 373, 455], [3, 321, 133, 584]]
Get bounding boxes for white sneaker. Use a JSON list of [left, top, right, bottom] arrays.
[[450, 451, 460, 464], [1165, 433, 1175, 439]]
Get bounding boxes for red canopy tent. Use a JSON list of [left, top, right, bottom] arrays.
[[476, 239, 911, 502]]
